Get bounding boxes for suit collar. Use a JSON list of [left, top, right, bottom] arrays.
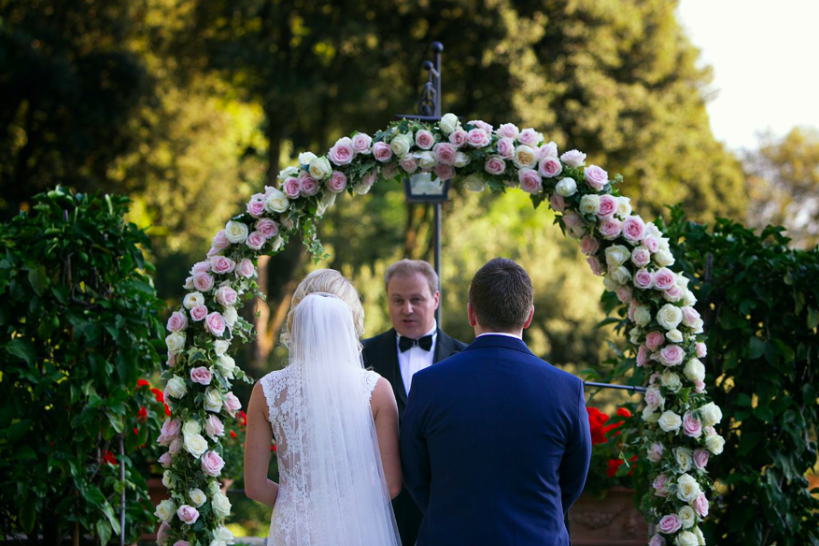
[[464, 333, 535, 356]]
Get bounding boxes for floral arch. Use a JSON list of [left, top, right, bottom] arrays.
[[155, 114, 724, 546]]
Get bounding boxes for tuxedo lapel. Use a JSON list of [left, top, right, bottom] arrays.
[[434, 328, 464, 364], [378, 329, 407, 408]]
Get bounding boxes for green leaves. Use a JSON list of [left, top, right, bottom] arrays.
[[6, 338, 36, 366]]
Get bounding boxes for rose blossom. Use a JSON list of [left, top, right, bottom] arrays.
[[449, 128, 468, 147], [637, 344, 650, 367], [467, 128, 490, 148], [209, 256, 234, 275], [683, 412, 702, 438], [439, 113, 459, 134], [693, 379, 706, 394], [177, 505, 200, 525], [246, 193, 265, 217], [282, 177, 300, 198], [190, 366, 212, 386], [657, 514, 682, 534], [518, 128, 541, 147], [189, 304, 208, 322], [647, 442, 664, 463], [583, 165, 608, 190], [255, 219, 279, 239], [351, 133, 372, 154], [646, 331, 664, 351], [236, 259, 255, 279], [496, 123, 519, 139], [693, 449, 709, 470], [513, 145, 538, 169], [399, 156, 418, 174], [518, 169, 543, 194], [496, 137, 514, 159], [433, 142, 457, 165], [536, 157, 562, 178], [695, 342, 707, 358], [648, 534, 666, 546], [201, 450, 225, 477], [299, 175, 319, 197], [157, 419, 181, 446], [356, 170, 377, 194], [308, 156, 331, 180], [631, 246, 651, 267], [663, 284, 683, 302], [372, 142, 392, 162], [215, 286, 237, 307], [209, 230, 230, 254], [579, 236, 599, 256], [599, 218, 622, 240], [682, 306, 701, 328], [560, 149, 586, 167], [168, 438, 183, 455], [563, 211, 583, 228], [468, 120, 493, 134], [644, 236, 660, 253], [159, 452, 173, 468], [157, 522, 170, 546], [694, 493, 709, 518], [653, 267, 676, 291], [586, 256, 604, 275], [205, 415, 225, 439], [537, 141, 558, 160], [415, 129, 435, 150], [245, 231, 266, 250], [434, 164, 456, 181], [173, 541, 189, 546], [224, 392, 242, 413], [167, 311, 188, 332], [484, 156, 506, 176], [205, 312, 226, 337], [592, 196, 613, 219], [193, 272, 214, 292], [324, 170, 347, 193], [622, 215, 646, 242], [328, 136, 355, 166], [653, 474, 669, 497], [659, 345, 685, 366], [550, 193, 565, 212], [616, 285, 632, 304]]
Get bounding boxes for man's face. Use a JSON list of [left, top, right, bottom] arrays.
[[387, 272, 439, 339]]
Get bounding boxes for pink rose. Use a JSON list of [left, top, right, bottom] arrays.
[[191, 261, 211, 275], [382, 162, 398, 180], [496, 123, 519, 139], [682, 306, 701, 326], [696, 342, 707, 358], [560, 149, 587, 167], [646, 331, 665, 351], [484, 156, 506, 176], [579, 236, 599, 256], [255, 219, 279, 239], [648, 534, 666, 546], [496, 137, 514, 159], [190, 304, 208, 322], [622, 215, 646, 242], [215, 286, 238, 307], [449, 128, 468, 148], [693, 379, 705, 393], [537, 141, 558, 160], [664, 285, 683, 302], [637, 344, 650, 367], [644, 236, 660, 253], [167, 311, 188, 332], [299, 176, 319, 197], [518, 128, 541, 147], [632, 247, 651, 267], [205, 415, 225, 438], [372, 142, 393, 162], [694, 493, 709, 518], [415, 130, 435, 150], [616, 285, 633, 304], [177, 505, 200, 525], [205, 312, 226, 337], [518, 169, 543, 194], [633, 269, 653, 290], [693, 448, 709, 470], [157, 418, 181, 446], [647, 442, 664, 462], [468, 120, 493, 134], [236, 259, 255, 279], [653, 474, 669, 497], [328, 136, 355, 166], [586, 256, 604, 276], [246, 193, 265, 217], [627, 300, 638, 321], [282, 177, 301, 198], [399, 156, 418, 174], [598, 195, 617, 218], [653, 268, 676, 291], [583, 165, 608, 191], [169, 438, 183, 455], [660, 345, 685, 366], [210, 230, 230, 253], [173, 542, 189, 546], [467, 128, 490, 148], [351, 133, 372, 154], [563, 211, 583, 228], [683, 412, 702, 438], [246, 231, 266, 250], [210, 255, 236, 275], [649, 372, 661, 386], [200, 450, 225, 477], [599, 218, 623, 240], [166, 354, 176, 368], [433, 143, 457, 165], [327, 171, 348, 193], [538, 157, 562, 178], [225, 392, 242, 412], [550, 193, 565, 213], [157, 522, 170, 546], [657, 514, 681, 534], [190, 366, 212, 386], [434, 164, 456, 181], [158, 452, 173, 468], [359, 170, 377, 192]]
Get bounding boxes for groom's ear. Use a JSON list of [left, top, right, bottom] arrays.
[[522, 306, 535, 329], [467, 302, 478, 328]]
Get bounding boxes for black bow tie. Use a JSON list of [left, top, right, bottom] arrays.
[[399, 334, 434, 353]]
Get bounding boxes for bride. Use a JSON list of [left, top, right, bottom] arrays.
[[244, 270, 403, 546]]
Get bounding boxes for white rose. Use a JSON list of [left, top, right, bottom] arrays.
[[568, 225, 586, 239], [210, 540, 226, 546], [214, 340, 230, 357], [555, 178, 577, 197], [658, 237, 671, 251], [463, 174, 486, 193], [676, 473, 701, 503], [678, 506, 696, 529], [277, 166, 299, 180], [189, 488, 207, 507], [223, 306, 238, 328], [699, 402, 723, 427], [605, 245, 630, 267], [183, 433, 208, 459], [182, 420, 202, 437], [675, 530, 698, 546], [453, 152, 471, 168], [615, 196, 632, 218], [154, 499, 177, 522], [415, 151, 437, 170], [512, 145, 538, 169], [203, 388, 223, 413], [683, 290, 698, 307], [390, 134, 413, 158], [634, 305, 652, 327], [214, 526, 235, 544], [654, 249, 675, 267], [208, 480, 222, 496], [216, 355, 236, 379], [224, 221, 249, 244], [705, 432, 725, 455], [316, 191, 337, 217], [579, 194, 600, 215], [658, 410, 682, 432], [684, 359, 705, 382], [264, 188, 290, 213], [657, 304, 683, 330], [661, 370, 682, 392], [165, 376, 188, 399], [439, 113, 459, 135], [165, 332, 186, 355], [629, 326, 644, 345], [298, 152, 317, 166], [211, 491, 232, 519], [609, 266, 632, 286], [675, 447, 693, 472], [642, 406, 659, 423], [161, 470, 174, 488], [603, 275, 619, 293], [666, 329, 683, 343], [693, 526, 706, 546], [183, 292, 205, 310]]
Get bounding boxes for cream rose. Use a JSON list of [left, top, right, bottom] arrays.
[[579, 194, 600, 215], [165, 332, 186, 355], [264, 188, 289, 213], [666, 329, 683, 343], [224, 221, 249, 244], [605, 245, 630, 267], [214, 526, 235, 544], [161, 470, 174, 488], [183, 433, 208, 459], [661, 370, 682, 392], [676, 530, 698, 546], [658, 410, 682, 432], [615, 196, 632, 218], [214, 340, 230, 356], [633, 305, 652, 327], [555, 178, 577, 197], [165, 376, 187, 399], [609, 265, 631, 286], [298, 152, 317, 165], [222, 306, 238, 328], [678, 506, 696, 529], [705, 432, 725, 455], [189, 488, 207, 507], [463, 174, 486, 193], [211, 492, 232, 519], [512, 145, 538, 169], [439, 113, 460, 135], [390, 134, 413, 158], [154, 499, 177, 522], [675, 447, 693, 472], [216, 355, 236, 379], [203, 387, 223, 413], [657, 304, 683, 330], [183, 291, 204, 310], [182, 420, 202, 437], [699, 402, 723, 427], [654, 249, 676, 267], [684, 359, 705, 382], [676, 473, 701, 503]]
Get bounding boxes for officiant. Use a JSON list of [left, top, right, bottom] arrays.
[[362, 259, 467, 546]]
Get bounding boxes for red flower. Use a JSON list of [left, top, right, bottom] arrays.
[[163, 403, 171, 417], [137, 406, 148, 422], [270, 443, 277, 452], [587, 407, 609, 445], [151, 388, 164, 403], [606, 455, 638, 478], [616, 408, 631, 419], [102, 451, 116, 466], [230, 430, 237, 438], [132, 427, 138, 436], [236, 411, 247, 428], [136, 379, 150, 389]]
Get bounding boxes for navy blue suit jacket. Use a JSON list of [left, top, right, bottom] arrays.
[[400, 334, 592, 546]]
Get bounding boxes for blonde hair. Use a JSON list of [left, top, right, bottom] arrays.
[[383, 259, 439, 295], [281, 269, 365, 348]]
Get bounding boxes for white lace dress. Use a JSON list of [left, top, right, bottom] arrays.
[[260, 365, 386, 546]]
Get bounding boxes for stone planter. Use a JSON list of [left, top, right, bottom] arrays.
[[568, 487, 647, 546]]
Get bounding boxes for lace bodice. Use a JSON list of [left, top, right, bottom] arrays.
[[260, 365, 381, 546]]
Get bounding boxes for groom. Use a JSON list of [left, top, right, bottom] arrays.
[[362, 259, 467, 546], [400, 258, 592, 546]]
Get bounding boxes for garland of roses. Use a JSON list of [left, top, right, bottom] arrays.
[[156, 113, 725, 546]]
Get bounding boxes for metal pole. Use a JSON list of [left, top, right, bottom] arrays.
[[432, 42, 443, 117], [434, 202, 442, 325], [119, 435, 125, 546], [583, 381, 646, 393]]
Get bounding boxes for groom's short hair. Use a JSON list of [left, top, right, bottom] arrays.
[[384, 259, 439, 295], [469, 258, 533, 331]]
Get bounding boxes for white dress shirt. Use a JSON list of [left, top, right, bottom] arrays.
[[396, 321, 438, 396], [476, 332, 522, 339]]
